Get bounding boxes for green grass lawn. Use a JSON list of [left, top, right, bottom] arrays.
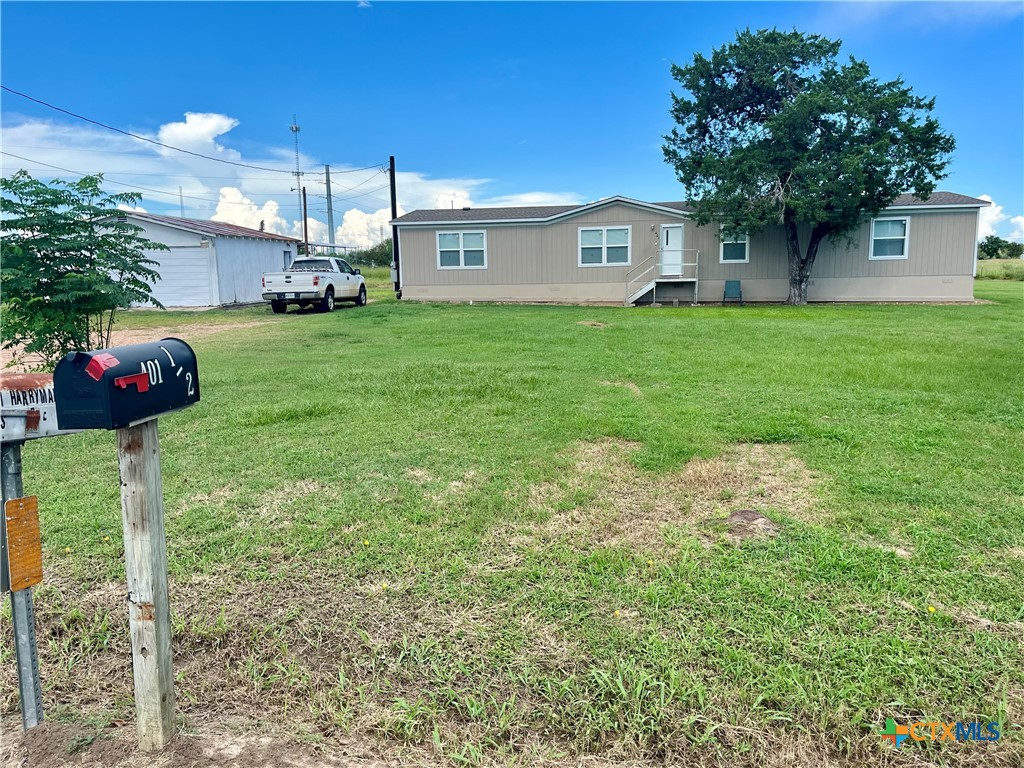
[[2, 281, 1022, 766], [976, 258, 1024, 281]]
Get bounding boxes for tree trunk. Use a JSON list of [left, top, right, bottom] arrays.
[[783, 210, 830, 305], [787, 261, 812, 305]]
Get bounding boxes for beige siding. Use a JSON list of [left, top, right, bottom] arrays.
[[697, 276, 974, 303], [401, 203, 685, 288], [398, 206, 979, 303]]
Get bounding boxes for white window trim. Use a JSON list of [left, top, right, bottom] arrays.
[[869, 217, 910, 261], [719, 228, 749, 264], [578, 225, 632, 267], [436, 230, 488, 270]]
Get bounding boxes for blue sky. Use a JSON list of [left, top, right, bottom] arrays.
[[2, 1, 1022, 246]]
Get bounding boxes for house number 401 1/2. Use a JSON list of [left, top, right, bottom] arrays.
[[140, 355, 196, 396]]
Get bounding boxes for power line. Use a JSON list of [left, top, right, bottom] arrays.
[[311, 183, 391, 204], [312, 169, 387, 198], [331, 184, 392, 204], [1, 85, 304, 174], [0, 149, 304, 180], [1, 87, 391, 177], [0, 152, 302, 209], [2, 87, 390, 177]]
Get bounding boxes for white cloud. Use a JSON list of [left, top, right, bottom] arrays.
[[1, 113, 585, 250], [1009, 216, 1024, 244], [156, 113, 240, 158], [300, 217, 330, 244], [393, 171, 489, 212], [116, 202, 147, 213], [211, 187, 290, 234], [336, 207, 400, 249], [977, 194, 1008, 240], [478, 191, 583, 207]]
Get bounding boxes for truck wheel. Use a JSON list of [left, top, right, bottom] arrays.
[[355, 285, 367, 307], [320, 287, 335, 313], [271, 300, 287, 314]]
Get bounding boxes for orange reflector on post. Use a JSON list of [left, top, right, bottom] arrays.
[[4, 496, 43, 592]]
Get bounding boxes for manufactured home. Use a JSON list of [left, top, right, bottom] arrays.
[[391, 192, 987, 304], [116, 213, 300, 307]]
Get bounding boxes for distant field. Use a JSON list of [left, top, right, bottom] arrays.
[[2, 281, 1021, 767], [976, 258, 1024, 280]]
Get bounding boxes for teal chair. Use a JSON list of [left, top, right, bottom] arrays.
[[723, 280, 744, 306]]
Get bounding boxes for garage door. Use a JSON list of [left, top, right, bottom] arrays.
[[148, 247, 210, 307]]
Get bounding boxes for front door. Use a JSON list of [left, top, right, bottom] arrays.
[[660, 225, 684, 276]]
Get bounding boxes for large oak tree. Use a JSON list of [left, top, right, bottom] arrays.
[[663, 29, 956, 304]]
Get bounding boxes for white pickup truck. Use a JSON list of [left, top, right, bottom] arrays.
[[261, 257, 367, 314]]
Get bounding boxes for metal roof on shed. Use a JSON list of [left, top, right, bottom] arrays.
[[125, 212, 300, 242]]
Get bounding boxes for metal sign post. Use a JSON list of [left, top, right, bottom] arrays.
[[1, 372, 82, 731], [1, 441, 44, 730]]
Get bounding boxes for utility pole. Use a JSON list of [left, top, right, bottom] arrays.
[[324, 165, 336, 252], [302, 187, 309, 254], [178, 187, 184, 218], [389, 155, 400, 297], [290, 115, 302, 236]]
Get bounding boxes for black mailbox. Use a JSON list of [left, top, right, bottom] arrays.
[[54, 338, 200, 430]]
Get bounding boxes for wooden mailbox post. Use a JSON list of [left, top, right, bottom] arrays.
[[54, 338, 200, 751]]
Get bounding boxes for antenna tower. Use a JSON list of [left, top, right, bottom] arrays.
[[290, 115, 303, 232]]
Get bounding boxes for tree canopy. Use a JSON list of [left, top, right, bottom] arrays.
[[1, 171, 166, 369], [347, 238, 393, 268], [663, 28, 956, 303], [978, 234, 1024, 261]]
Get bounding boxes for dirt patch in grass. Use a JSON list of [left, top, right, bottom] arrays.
[[576, 320, 609, 328], [181, 484, 237, 509], [946, 606, 1024, 637], [176, 481, 328, 532], [0, 720, 389, 768], [404, 467, 486, 505], [599, 380, 643, 397], [526, 439, 820, 550], [863, 539, 913, 559], [716, 509, 782, 543], [1, 321, 272, 372], [404, 468, 432, 484]]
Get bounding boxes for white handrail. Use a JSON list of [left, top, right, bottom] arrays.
[[625, 249, 701, 305]]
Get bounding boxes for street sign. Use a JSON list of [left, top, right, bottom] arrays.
[[1, 374, 83, 443]]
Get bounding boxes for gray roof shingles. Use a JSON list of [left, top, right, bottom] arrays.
[[394, 205, 579, 223], [889, 191, 988, 207], [392, 192, 986, 225]]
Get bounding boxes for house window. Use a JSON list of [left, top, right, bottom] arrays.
[[437, 231, 487, 269], [869, 217, 910, 260], [578, 226, 631, 266], [283, 250, 292, 268], [720, 230, 749, 263]]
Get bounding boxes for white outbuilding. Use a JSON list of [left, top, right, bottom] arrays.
[[119, 213, 300, 307]]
